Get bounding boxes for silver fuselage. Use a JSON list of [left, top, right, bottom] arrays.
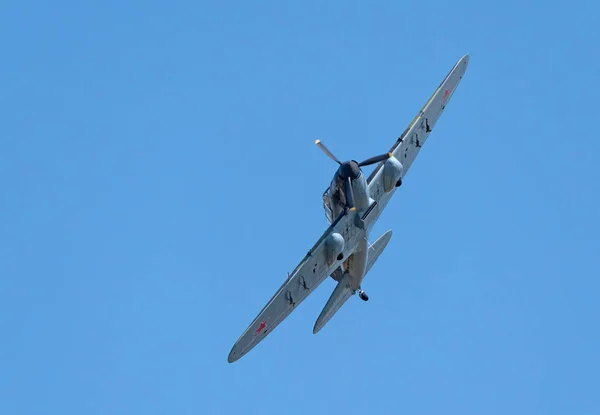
[[326, 169, 373, 291]]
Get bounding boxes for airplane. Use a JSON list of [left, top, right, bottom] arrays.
[[228, 54, 470, 363]]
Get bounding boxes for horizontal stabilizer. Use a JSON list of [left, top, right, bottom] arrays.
[[313, 230, 393, 334], [313, 272, 353, 334], [366, 230, 392, 274]]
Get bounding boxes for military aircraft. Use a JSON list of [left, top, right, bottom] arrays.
[[228, 54, 470, 363]]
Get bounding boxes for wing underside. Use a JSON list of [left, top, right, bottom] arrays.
[[363, 54, 470, 232], [367, 54, 469, 185]]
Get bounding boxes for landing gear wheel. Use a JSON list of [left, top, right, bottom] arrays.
[[395, 178, 403, 187], [359, 291, 369, 301]]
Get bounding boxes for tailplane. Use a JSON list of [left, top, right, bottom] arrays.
[[366, 230, 392, 274], [313, 230, 393, 334], [313, 272, 353, 334]]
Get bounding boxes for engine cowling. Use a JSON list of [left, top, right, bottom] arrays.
[[324, 232, 345, 265], [382, 156, 404, 193]]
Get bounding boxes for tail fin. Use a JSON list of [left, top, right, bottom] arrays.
[[313, 230, 393, 334]]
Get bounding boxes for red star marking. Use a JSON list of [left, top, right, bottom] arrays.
[[442, 88, 451, 103], [255, 321, 267, 335]]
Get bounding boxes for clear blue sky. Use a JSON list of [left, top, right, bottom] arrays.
[[1, 0, 599, 414]]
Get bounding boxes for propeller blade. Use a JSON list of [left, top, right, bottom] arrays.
[[345, 177, 355, 211], [358, 152, 393, 167], [315, 139, 342, 164]]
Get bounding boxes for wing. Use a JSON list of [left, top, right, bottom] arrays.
[[228, 210, 363, 363], [363, 54, 470, 232]]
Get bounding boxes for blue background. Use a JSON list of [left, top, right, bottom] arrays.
[[1, 0, 598, 414]]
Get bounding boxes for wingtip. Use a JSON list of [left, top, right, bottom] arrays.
[[313, 318, 324, 334], [462, 53, 470, 67], [227, 345, 240, 363]]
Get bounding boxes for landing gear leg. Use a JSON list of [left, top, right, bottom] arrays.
[[358, 289, 369, 302]]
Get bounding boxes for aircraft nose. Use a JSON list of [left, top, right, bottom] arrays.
[[339, 161, 361, 180]]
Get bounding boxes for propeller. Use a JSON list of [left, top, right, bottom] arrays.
[[315, 140, 341, 165], [315, 139, 391, 167], [357, 153, 393, 167], [315, 139, 393, 211], [344, 176, 355, 211]]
